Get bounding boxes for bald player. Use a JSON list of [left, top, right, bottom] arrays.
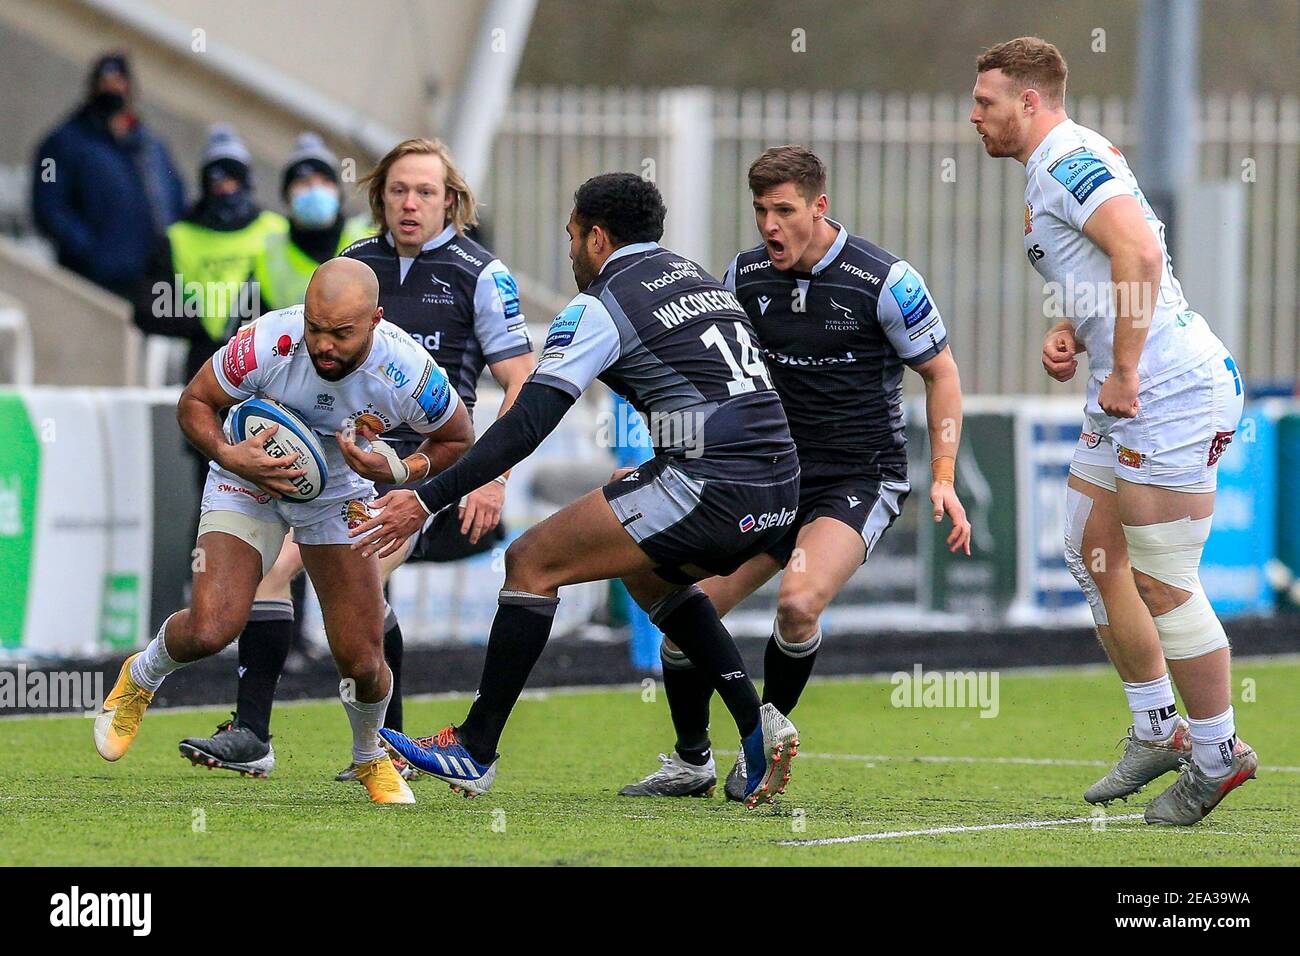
[[92, 257, 474, 805]]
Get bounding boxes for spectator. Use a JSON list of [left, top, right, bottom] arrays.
[[30, 52, 186, 298], [253, 132, 372, 311], [133, 124, 288, 384]]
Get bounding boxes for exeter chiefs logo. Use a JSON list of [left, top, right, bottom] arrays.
[[341, 498, 375, 531], [347, 405, 392, 435]]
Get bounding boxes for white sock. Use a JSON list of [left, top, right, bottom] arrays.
[[1188, 707, 1237, 778], [1122, 674, 1180, 741], [129, 614, 185, 692], [341, 672, 391, 765]]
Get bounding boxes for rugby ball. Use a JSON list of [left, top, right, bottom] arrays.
[[230, 398, 329, 502]]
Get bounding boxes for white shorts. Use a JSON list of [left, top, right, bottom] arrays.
[[199, 463, 377, 549], [1070, 349, 1244, 493]]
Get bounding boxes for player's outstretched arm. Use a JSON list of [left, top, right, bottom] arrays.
[[349, 381, 575, 558], [177, 361, 305, 499], [912, 346, 972, 555], [1083, 195, 1163, 418]]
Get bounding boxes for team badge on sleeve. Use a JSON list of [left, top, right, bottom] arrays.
[[545, 303, 585, 350], [414, 361, 452, 424], [493, 271, 521, 319], [1049, 148, 1116, 204], [889, 268, 934, 330]]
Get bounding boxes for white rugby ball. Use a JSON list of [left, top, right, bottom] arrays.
[[230, 398, 329, 502]]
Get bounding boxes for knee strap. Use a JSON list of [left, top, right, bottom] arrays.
[[1123, 516, 1227, 659], [1063, 487, 1109, 626]]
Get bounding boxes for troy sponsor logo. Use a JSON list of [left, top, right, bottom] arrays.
[[217, 482, 270, 504], [448, 243, 484, 267], [1080, 430, 1103, 449], [1208, 429, 1235, 467], [641, 263, 702, 292], [651, 288, 744, 327], [383, 361, 410, 388], [739, 258, 771, 275], [839, 260, 881, 284], [1116, 444, 1146, 469], [738, 506, 797, 534]]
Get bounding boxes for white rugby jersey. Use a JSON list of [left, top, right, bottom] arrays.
[[212, 306, 459, 481], [1023, 119, 1223, 386]]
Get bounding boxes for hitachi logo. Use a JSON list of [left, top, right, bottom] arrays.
[[839, 261, 881, 284], [652, 289, 744, 327], [641, 264, 701, 291], [739, 259, 771, 274], [448, 244, 484, 267]]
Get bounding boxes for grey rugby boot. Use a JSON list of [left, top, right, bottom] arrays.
[[179, 716, 276, 778], [1145, 737, 1259, 826], [619, 752, 717, 797], [1083, 719, 1192, 805], [723, 748, 747, 802]]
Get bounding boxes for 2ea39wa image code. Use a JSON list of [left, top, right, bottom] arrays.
[[0, 0, 1296, 913]]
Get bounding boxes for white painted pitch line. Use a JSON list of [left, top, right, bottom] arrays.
[[781, 813, 1146, 846], [716, 749, 1300, 774]]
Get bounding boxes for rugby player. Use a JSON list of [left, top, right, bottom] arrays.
[[621, 145, 972, 800], [354, 173, 802, 807], [93, 258, 474, 805], [177, 139, 533, 782], [971, 37, 1256, 824]]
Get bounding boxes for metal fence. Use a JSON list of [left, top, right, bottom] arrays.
[[490, 87, 1300, 396]]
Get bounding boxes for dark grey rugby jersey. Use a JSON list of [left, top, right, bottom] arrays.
[[724, 221, 947, 463], [530, 242, 796, 480], [342, 225, 531, 418]]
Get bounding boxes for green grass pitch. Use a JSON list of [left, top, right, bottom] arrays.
[[2, 659, 1296, 866]]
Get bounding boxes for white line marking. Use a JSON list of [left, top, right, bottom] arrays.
[[782, 813, 1146, 846], [716, 749, 1300, 773]]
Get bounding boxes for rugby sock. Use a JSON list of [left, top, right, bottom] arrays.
[[1122, 674, 1181, 742], [457, 591, 560, 764], [235, 599, 293, 742], [1188, 707, 1237, 779], [660, 645, 712, 765], [130, 613, 185, 691], [341, 670, 391, 765], [382, 605, 404, 732], [761, 621, 821, 717], [652, 587, 760, 739]]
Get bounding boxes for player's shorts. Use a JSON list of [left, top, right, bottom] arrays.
[[377, 438, 506, 563], [604, 452, 801, 584], [1071, 348, 1244, 493], [198, 462, 376, 557], [763, 456, 911, 567]]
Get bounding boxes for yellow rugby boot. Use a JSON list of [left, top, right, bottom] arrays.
[[354, 754, 416, 805], [93, 654, 155, 761]]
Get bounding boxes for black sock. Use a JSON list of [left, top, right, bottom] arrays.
[[660, 645, 713, 764], [457, 591, 559, 764], [382, 607, 403, 732], [653, 587, 759, 739], [236, 600, 293, 742], [761, 627, 821, 716]]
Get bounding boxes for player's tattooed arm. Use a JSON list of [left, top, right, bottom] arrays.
[[911, 346, 972, 556], [1083, 195, 1163, 418], [177, 361, 305, 499]]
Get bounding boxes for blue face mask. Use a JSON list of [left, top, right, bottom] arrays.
[[290, 185, 340, 229]]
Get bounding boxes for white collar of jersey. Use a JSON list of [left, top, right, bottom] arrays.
[[1026, 117, 1077, 172], [384, 222, 458, 255], [807, 219, 848, 275], [600, 241, 660, 274]]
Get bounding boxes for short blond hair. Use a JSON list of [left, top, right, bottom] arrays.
[[977, 37, 1068, 107], [358, 137, 478, 233]]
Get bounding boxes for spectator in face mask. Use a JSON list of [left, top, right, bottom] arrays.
[[132, 124, 289, 385], [253, 133, 373, 311], [30, 51, 187, 298]]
